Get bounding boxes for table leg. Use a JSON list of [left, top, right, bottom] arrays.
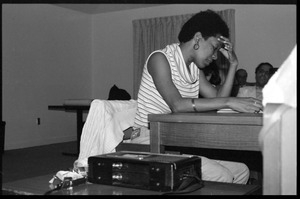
[[62, 110, 84, 157], [76, 110, 84, 154], [150, 122, 164, 153]]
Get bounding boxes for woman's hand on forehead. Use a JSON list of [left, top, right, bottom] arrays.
[[217, 36, 230, 50]]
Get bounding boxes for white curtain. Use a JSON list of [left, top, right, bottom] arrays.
[[132, 9, 235, 98]]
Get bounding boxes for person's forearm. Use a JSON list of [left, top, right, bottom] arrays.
[[193, 97, 230, 112], [172, 97, 230, 113], [216, 64, 237, 97]]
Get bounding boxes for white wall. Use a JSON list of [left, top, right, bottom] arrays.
[[2, 4, 92, 149], [91, 4, 296, 98], [234, 5, 296, 81]]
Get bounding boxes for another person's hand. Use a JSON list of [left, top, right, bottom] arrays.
[[218, 36, 238, 67], [228, 97, 263, 113]]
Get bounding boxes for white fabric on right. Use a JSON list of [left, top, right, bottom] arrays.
[[262, 45, 297, 108]]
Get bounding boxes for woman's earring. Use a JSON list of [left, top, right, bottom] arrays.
[[193, 43, 199, 50], [193, 38, 200, 50]]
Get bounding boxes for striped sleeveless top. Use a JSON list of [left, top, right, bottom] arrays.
[[134, 43, 200, 128]]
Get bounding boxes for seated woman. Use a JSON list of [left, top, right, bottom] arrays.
[[128, 10, 262, 184]]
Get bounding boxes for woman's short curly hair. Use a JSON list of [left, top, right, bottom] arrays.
[[178, 10, 229, 43]]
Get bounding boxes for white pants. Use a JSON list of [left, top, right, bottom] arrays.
[[130, 127, 250, 184], [200, 156, 249, 184]]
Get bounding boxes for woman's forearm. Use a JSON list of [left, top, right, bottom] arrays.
[[172, 97, 230, 113], [216, 64, 237, 97]]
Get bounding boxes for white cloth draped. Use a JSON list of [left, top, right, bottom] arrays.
[[262, 45, 297, 108], [74, 99, 137, 168]]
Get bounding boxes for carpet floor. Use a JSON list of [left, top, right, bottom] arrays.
[[1, 142, 262, 186], [1, 141, 77, 183]]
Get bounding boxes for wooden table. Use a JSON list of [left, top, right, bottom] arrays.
[[2, 174, 261, 195], [48, 105, 90, 155], [149, 112, 263, 153]]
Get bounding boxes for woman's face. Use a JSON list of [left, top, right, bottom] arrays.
[[194, 36, 223, 69]]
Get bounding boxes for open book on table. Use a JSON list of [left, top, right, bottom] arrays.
[[217, 108, 263, 113]]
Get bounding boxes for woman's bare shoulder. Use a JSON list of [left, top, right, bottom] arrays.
[[147, 51, 170, 73]]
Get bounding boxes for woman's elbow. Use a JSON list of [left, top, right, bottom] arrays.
[[170, 107, 181, 113], [169, 100, 185, 113]]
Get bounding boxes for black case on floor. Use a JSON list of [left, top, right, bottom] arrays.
[[88, 151, 202, 192]]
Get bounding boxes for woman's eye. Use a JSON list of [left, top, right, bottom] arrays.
[[213, 47, 218, 53]]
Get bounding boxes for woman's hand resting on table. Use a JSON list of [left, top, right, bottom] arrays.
[[227, 97, 263, 113]]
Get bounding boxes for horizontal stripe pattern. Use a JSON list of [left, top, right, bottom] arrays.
[[134, 43, 200, 128]]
